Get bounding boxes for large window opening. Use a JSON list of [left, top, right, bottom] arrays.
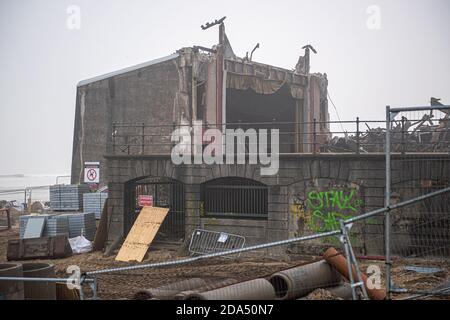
[[201, 177, 268, 219], [226, 84, 299, 153]]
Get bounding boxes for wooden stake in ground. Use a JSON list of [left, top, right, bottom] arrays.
[[115, 206, 169, 262]]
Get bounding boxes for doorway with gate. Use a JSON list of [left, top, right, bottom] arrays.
[[124, 176, 185, 243]]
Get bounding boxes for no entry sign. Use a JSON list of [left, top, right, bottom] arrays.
[[138, 195, 153, 207], [84, 162, 100, 183]]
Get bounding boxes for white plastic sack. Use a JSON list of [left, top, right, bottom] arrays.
[[69, 235, 93, 254]]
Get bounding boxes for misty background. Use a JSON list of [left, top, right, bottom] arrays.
[[0, 0, 449, 176]]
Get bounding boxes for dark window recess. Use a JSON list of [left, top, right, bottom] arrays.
[[201, 177, 268, 219]]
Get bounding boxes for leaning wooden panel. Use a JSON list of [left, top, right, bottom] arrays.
[[115, 206, 169, 262]]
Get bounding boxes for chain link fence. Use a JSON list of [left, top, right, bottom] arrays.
[[386, 105, 450, 298]]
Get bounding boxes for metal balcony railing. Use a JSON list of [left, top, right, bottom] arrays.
[[110, 117, 450, 156]]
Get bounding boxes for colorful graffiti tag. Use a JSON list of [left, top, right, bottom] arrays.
[[306, 189, 363, 232]]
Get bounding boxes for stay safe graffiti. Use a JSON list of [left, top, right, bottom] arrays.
[[290, 188, 364, 233]]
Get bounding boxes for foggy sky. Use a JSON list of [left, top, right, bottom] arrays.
[[0, 0, 449, 175]]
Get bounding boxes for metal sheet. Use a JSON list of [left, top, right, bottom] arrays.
[[23, 217, 46, 239]]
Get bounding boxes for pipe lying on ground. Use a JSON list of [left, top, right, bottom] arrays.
[[0, 263, 24, 300], [22, 263, 56, 300], [326, 282, 353, 300], [186, 278, 276, 300], [268, 260, 342, 300], [133, 278, 207, 300], [174, 279, 239, 300], [297, 282, 353, 300], [323, 247, 386, 300]]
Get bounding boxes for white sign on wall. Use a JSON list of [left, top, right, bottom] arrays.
[[84, 162, 100, 183]]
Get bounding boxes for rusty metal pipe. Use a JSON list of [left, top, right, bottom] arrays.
[[268, 260, 342, 300], [323, 247, 386, 300], [186, 279, 276, 300]]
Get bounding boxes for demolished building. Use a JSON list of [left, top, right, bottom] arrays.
[[70, 21, 449, 255], [71, 23, 330, 186]]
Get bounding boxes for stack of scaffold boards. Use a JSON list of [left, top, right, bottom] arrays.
[[83, 192, 108, 219], [50, 184, 90, 211], [19, 212, 97, 241]]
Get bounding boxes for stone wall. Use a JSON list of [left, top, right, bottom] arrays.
[[71, 56, 181, 186], [104, 153, 449, 255]]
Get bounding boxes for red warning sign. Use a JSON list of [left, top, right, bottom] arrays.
[[87, 169, 97, 181], [138, 195, 153, 207], [84, 162, 100, 184]]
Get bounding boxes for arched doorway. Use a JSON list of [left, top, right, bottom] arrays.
[[124, 176, 185, 242]]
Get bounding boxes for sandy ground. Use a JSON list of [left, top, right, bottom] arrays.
[[1, 211, 449, 300]]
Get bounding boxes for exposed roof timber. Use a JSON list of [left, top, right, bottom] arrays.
[[77, 53, 180, 87]]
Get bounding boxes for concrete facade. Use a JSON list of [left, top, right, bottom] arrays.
[[71, 46, 329, 186], [105, 153, 450, 255], [71, 54, 181, 185]]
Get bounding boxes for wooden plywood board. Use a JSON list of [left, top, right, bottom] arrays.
[[115, 206, 169, 262], [93, 198, 108, 252]]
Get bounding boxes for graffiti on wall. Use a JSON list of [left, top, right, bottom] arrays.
[[289, 185, 364, 236], [306, 189, 363, 232]]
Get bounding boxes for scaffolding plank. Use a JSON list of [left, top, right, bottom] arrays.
[[115, 206, 169, 262]]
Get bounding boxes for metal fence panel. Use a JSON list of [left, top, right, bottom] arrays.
[[386, 105, 450, 298], [188, 229, 246, 257]]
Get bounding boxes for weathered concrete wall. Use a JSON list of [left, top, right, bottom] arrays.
[[71, 56, 181, 186], [103, 154, 449, 255]]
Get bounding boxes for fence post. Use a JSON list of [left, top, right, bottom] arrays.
[[356, 117, 360, 154], [401, 116, 406, 154], [6, 208, 11, 229], [385, 105, 392, 300], [313, 118, 317, 154]]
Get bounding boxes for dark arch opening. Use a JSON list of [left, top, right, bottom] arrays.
[[124, 176, 185, 242]]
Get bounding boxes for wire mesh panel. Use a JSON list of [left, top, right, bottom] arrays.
[[189, 229, 246, 256], [387, 105, 450, 298]]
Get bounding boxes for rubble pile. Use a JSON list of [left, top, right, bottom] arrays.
[[322, 113, 450, 153]]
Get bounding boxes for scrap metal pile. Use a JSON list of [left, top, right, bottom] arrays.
[[323, 110, 450, 153]]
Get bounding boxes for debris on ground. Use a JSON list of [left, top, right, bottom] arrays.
[[303, 288, 342, 300]]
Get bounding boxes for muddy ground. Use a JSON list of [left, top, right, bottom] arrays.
[[1, 212, 449, 300]]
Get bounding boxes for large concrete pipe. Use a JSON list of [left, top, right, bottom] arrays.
[[0, 263, 24, 300], [297, 282, 353, 300], [186, 279, 276, 300], [268, 260, 342, 300], [22, 263, 56, 300], [326, 283, 353, 300], [134, 278, 207, 300], [174, 279, 239, 300], [323, 247, 386, 300]]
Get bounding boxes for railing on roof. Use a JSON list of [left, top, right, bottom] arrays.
[[110, 117, 450, 156]]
